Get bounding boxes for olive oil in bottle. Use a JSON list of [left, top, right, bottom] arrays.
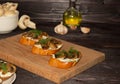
[[63, 0, 82, 30]]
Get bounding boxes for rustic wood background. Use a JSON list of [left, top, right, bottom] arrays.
[[0, 0, 120, 24]]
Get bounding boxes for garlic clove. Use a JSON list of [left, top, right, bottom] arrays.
[[80, 27, 90, 34], [54, 22, 68, 35]]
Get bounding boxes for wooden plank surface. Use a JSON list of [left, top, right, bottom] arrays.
[[0, 34, 105, 84]]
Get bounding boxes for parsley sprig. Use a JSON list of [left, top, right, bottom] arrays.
[[38, 38, 50, 45], [29, 29, 42, 38], [0, 62, 8, 73], [55, 47, 79, 59]]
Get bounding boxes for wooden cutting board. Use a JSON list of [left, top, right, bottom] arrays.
[[0, 34, 105, 84]]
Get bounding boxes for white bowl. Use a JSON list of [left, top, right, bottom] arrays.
[[0, 11, 19, 34], [2, 73, 16, 84]]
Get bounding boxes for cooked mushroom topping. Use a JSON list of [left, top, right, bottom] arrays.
[[55, 47, 80, 59], [38, 32, 49, 39], [49, 42, 57, 50], [0, 61, 15, 74], [22, 29, 49, 39], [36, 38, 62, 50]]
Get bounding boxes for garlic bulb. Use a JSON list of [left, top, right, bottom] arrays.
[[80, 27, 90, 34], [54, 22, 68, 35]]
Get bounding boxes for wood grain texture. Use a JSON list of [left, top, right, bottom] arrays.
[[0, 33, 105, 83]]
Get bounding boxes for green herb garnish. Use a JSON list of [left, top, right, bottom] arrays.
[[38, 38, 50, 45], [55, 47, 80, 59], [29, 29, 42, 38], [0, 62, 8, 73], [55, 50, 67, 58]]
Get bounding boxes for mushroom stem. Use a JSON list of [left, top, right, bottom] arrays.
[[24, 19, 36, 29]]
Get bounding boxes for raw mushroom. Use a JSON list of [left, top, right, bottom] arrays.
[[0, 2, 18, 17], [54, 22, 68, 35], [18, 15, 28, 29], [0, 4, 4, 16], [4, 10, 17, 16], [18, 15, 36, 30], [2, 2, 18, 11], [0, 8, 4, 16], [2, 2, 10, 12], [24, 18, 36, 29], [9, 3, 18, 11]]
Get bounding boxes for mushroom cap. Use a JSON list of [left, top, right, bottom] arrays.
[[9, 3, 18, 11], [18, 15, 30, 29]]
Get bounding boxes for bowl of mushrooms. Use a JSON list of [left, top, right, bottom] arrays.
[[0, 2, 19, 34]]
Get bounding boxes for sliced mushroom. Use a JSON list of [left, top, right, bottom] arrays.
[[49, 43, 57, 49], [18, 15, 36, 30]]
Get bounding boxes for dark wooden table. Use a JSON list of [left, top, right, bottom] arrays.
[[0, 22, 120, 84]]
